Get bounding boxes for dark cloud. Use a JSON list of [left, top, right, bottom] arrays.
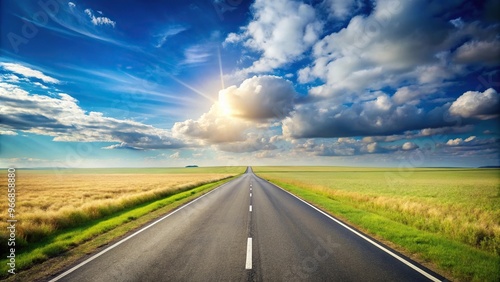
[[219, 75, 296, 120], [292, 138, 418, 157], [216, 134, 277, 153], [283, 94, 457, 139], [439, 136, 500, 156]]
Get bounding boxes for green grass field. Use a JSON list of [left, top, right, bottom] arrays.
[[253, 166, 500, 282]]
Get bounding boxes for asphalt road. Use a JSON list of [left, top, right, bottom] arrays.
[[49, 167, 446, 282]]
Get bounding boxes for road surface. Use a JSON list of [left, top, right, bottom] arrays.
[[48, 167, 445, 282]]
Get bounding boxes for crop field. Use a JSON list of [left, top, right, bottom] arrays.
[[0, 167, 244, 248], [253, 166, 500, 281]]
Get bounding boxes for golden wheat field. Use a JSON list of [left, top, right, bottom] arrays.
[[0, 167, 241, 246]]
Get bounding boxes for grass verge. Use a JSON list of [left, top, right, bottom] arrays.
[[0, 175, 238, 281], [259, 177, 500, 282]]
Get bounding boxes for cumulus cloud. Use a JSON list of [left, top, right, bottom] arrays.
[[454, 40, 500, 66], [402, 141, 418, 151], [225, 0, 322, 74], [449, 88, 499, 119], [172, 103, 251, 144], [391, 85, 440, 105], [283, 93, 453, 139], [219, 75, 296, 120], [0, 83, 184, 150], [297, 0, 497, 98], [171, 75, 297, 153], [173, 75, 295, 148], [322, 0, 362, 20], [446, 136, 478, 146], [0, 63, 59, 84]]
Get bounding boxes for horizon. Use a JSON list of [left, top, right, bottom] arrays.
[[1, 0, 499, 168], [4, 165, 499, 170]]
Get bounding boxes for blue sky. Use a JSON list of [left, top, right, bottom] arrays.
[[0, 0, 499, 168]]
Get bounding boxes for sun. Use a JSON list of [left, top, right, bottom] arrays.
[[218, 96, 233, 116]]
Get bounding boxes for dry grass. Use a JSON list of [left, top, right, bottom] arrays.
[[0, 168, 239, 247]]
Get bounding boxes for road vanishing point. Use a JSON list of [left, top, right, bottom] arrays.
[[48, 167, 446, 282]]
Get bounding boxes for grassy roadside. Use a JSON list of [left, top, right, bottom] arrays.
[[0, 175, 239, 281], [257, 177, 500, 282], [0, 167, 243, 247]]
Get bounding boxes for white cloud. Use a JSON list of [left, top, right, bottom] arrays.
[[322, 0, 362, 20], [446, 138, 463, 146], [297, 0, 496, 99], [25, 2, 124, 45], [392, 86, 424, 105], [84, 9, 116, 27], [402, 142, 418, 151], [1, 74, 22, 83], [275, 1, 500, 142], [465, 136, 476, 142], [33, 82, 48, 89], [449, 88, 499, 120], [155, 25, 189, 48], [446, 136, 478, 146], [0, 63, 59, 84], [0, 129, 18, 135], [169, 152, 180, 159], [172, 75, 293, 151], [183, 45, 211, 64], [0, 83, 184, 150], [225, 0, 322, 74], [172, 103, 251, 144]]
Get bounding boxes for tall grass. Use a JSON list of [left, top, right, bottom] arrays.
[[0, 177, 239, 279], [0, 168, 243, 254]]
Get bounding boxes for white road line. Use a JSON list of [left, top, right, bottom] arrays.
[[250, 192, 252, 197], [48, 179, 236, 282], [259, 178, 443, 282], [245, 238, 252, 270], [249, 205, 252, 212]]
